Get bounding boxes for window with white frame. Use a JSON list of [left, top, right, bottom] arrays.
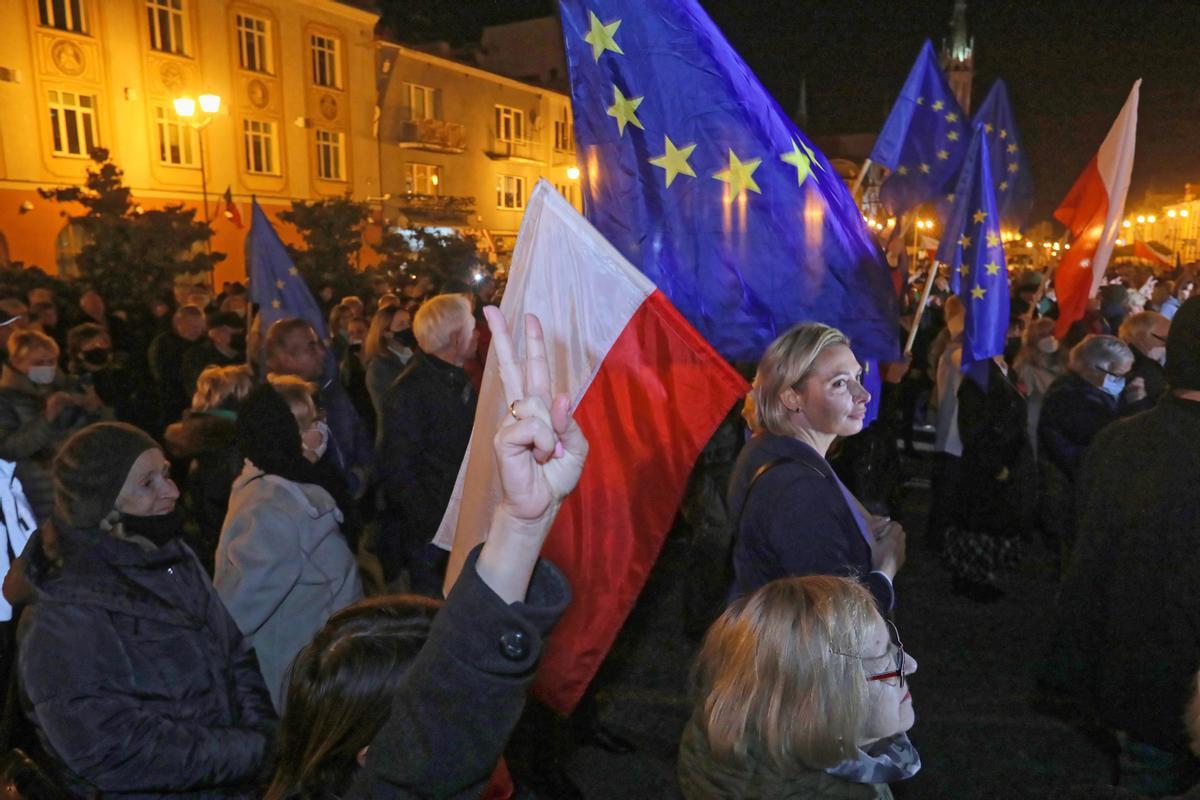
[[236, 13, 271, 73], [405, 163, 440, 195], [38, 0, 88, 34], [554, 182, 578, 206], [242, 118, 277, 175], [495, 105, 525, 143], [48, 89, 98, 157], [146, 0, 187, 55], [315, 129, 344, 181], [154, 105, 197, 166], [496, 175, 526, 210], [405, 83, 436, 120], [554, 107, 574, 152], [310, 34, 340, 89]]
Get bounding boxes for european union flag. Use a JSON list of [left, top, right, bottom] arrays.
[[558, 0, 898, 364], [957, 79, 1033, 232], [872, 41, 969, 218], [246, 198, 332, 358], [935, 125, 1009, 376]]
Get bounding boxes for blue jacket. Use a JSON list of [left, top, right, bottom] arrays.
[[1038, 372, 1120, 483], [727, 433, 893, 610], [17, 526, 277, 798]]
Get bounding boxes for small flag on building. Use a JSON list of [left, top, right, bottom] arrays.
[[223, 186, 243, 229]]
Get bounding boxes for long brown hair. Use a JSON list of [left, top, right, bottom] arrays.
[[265, 595, 441, 799]]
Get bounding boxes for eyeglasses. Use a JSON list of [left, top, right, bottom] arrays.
[[833, 619, 907, 688]]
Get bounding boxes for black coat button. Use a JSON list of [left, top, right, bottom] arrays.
[[498, 630, 529, 661]]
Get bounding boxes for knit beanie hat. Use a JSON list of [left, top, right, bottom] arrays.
[[1166, 296, 1200, 391], [54, 422, 160, 529]]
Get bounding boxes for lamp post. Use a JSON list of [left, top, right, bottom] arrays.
[[173, 93, 221, 254]]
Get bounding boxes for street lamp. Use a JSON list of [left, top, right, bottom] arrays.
[[174, 93, 221, 254]]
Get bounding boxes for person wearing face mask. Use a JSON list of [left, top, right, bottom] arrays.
[[0, 329, 107, 523], [727, 323, 905, 611], [66, 322, 145, 428], [1118, 310, 1171, 413], [364, 305, 415, 423], [679, 574, 920, 799], [215, 377, 363, 711], [1038, 335, 1143, 571], [6, 422, 278, 797], [1014, 317, 1067, 461], [180, 311, 247, 398]]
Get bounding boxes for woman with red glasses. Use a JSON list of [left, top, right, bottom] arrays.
[[678, 575, 919, 799]]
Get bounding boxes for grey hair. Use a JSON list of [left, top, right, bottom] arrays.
[[1068, 334, 1132, 375]]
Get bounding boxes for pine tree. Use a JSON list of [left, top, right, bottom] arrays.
[[277, 196, 371, 300]]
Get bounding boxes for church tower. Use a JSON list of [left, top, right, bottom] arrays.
[[940, 0, 974, 114]]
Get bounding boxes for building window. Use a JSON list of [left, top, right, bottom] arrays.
[[315, 129, 344, 181], [48, 89, 98, 157], [310, 34, 340, 89], [405, 163, 440, 195], [55, 221, 89, 277], [146, 0, 187, 55], [405, 83, 436, 120], [495, 105, 525, 143], [496, 175, 526, 210], [554, 108, 574, 152], [38, 0, 88, 34], [554, 182, 578, 206], [236, 13, 271, 73], [154, 105, 197, 166], [242, 118, 277, 175]]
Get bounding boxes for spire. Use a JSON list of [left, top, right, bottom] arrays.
[[940, 0, 974, 113]]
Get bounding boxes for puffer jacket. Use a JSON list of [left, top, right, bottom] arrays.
[[214, 462, 363, 710], [16, 525, 277, 798]]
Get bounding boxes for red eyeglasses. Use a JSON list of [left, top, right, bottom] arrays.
[[835, 619, 907, 688]]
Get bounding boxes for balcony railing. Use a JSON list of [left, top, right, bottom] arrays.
[[395, 118, 466, 154], [388, 193, 475, 226], [485, 135, 544, 164]]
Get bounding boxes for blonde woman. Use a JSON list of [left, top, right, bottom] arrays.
[[678, 575, 920, 798], [727, 323, 905, 610]]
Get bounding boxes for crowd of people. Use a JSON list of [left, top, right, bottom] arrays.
[[0, 257, 1194, 799]]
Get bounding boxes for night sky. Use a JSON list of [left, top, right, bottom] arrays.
[[385, 0, 1200, 227]]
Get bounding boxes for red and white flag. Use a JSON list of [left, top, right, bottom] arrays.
[[436, 181, 748, 714], [1053, 80, 1140, 338]]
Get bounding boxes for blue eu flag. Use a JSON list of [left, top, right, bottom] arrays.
[[935, 125, 1009, 375], [872, 41, 969, 219], [953, 79, 1034, 232], [558, 0, 898, 364], [246, 199, 332, 363]]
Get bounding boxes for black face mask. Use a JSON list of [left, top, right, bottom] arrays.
[[119, 507, 184, 547], [394, 329, 417, 348], [230, 332, 247, 353], [81, 348, 111, 367]]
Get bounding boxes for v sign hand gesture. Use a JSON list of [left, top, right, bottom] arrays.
[[474, 306, 588, 603]]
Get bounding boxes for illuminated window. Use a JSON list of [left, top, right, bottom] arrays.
[[154, 105, 197, 166], [310, 34, 340, 89], [55, 221, 90, 277], [405, 163, 440, 195], [48, 89, 98, 157], [38, 0, 88, 34], [554, 182, 578, 206], [405, 83, 436, 120], [242, 118, 277, 175], [236, 13, 271, 73], [146, 0, 187, 55], [495, 105, 525, 143], [554, 107, 574, 152], [315, 129, 344, 181], [496, 174, 526, 210]]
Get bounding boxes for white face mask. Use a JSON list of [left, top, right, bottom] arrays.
[[302, 420, 330, 462], [1148, 346, 1166, 366], [27, 365, 56, 385], [1037, 337, 1060, 355]]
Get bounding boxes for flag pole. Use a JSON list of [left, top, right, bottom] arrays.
[[850, 158, 873, 201], [904, 258, 942, 355]]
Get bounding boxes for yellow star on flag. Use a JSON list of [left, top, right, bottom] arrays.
[[945, 112, 958, 123], [984, 123, 994, 134], [714, 149, 762, 198], [1008, 162, 1019, 173], [649, 136, 696, 187], [947, 130, 960, 141], [897, 165, 909, 176], [1007, 143, 1019, 154], [972, 209, 988, 224], [999, 181, 1009, 192], [780, 140, 816, 187], [606, 85, 644, 135], [999, 129, 1008, 139], [275, 279, 285, 290], [985, 261, 1002, 276], [937, 149, 950, 160], [916, 96, 925, 105], [971, 285, 987, 300], [945, 193, 956, 203], [919, 163, 931, 174], [271, 298, 282, 309], [932, 100, 944, 111], [959, 264, 970, 276], [288, 267, 299, 276], [959, 234, 972, 248], [584, 11, 623, 61], [987, 233, 1000, 248]]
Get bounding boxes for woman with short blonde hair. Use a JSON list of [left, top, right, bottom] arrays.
[[679, 575, 919, 798], [412, 294, 472, 355], [750, 323, 851, 435], [192, 364, 254, 413]]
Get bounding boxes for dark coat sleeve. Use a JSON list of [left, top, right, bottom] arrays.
[[357, 546, 569, 797], [378, 377, 444, 539], [1038, 388, 1118, 482]]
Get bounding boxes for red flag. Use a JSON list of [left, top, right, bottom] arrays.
[[223, 186, 244, 229], [436, 182, 748, 714], [1053, 81, 1139, 338], [1133, 240, 1172, 267]]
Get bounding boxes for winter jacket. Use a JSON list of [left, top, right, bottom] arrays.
[[164, 411, 241, 573], [1122, 346, 1169, 414], [317, 375, 375, 497], [16, 525, 277, 798], [148, 330, 202, 430], [365, 349, 409, 422], [378, 353, 477, 545], [727, 432, 894, 611], [677, 712, 893, 800], [1038, 372, 1121, 483], [0, 365, 106, 523], [214, 462, 363, 710]]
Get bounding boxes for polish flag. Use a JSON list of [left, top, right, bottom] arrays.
[[436, 181, 748, 714], [1053, 81, 1140, 338]]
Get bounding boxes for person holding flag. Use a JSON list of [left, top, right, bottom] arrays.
[[934, 125, 1032, 602]]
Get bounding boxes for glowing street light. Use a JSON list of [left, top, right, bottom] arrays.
[[173, 93, 222, 262], [566, 166, 581, 181], [1168, 209, 1178, 219], [1123, 220, 1132, 228], [1148, 215, 1157, 223], [198, 93, 221, 114], [172, 97, 196, 117], [1137, 215, 1146, 224]]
